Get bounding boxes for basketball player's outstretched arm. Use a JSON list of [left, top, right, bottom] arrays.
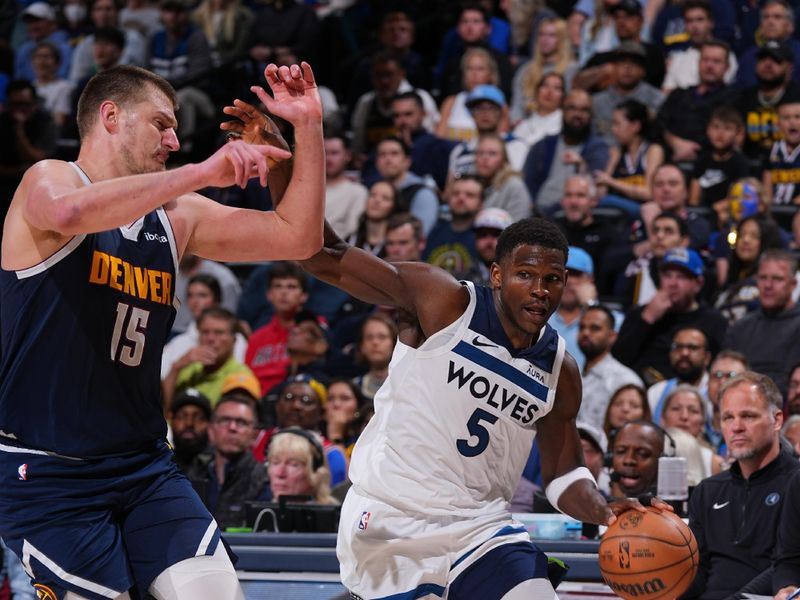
[[299, 221, 470, 338], [537, 355, 662, 525], [176, 63, 326, 262]]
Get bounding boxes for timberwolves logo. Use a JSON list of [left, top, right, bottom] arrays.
[[34, 584, 57, 599], [766, 493, 781, 506], [618, 512, 643, 530]]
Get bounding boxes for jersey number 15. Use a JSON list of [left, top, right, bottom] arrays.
[[111, 302, 150, 367]]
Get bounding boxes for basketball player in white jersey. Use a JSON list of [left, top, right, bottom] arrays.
[[224, 103, 666, 600]]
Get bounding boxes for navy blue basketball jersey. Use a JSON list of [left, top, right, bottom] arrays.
[[767, 140, 800, 205], [0, 163, 177, 457]]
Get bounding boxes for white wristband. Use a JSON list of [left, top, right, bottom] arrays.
[[545, 466, 596, 513]]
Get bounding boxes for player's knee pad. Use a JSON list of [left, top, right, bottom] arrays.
[[148, 542, 244, 600], [499, 578, 558, 600]]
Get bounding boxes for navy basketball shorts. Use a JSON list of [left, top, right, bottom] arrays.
[[0, 440, 220, 600]]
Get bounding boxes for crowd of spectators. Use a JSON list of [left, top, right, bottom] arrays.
[[8, 0, 800, 597]]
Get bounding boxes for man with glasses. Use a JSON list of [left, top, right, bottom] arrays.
[[647, 327, 711, 424], [186, 389, 268, 530], [724, 249, 800, 397]]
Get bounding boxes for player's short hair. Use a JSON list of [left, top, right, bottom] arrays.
[[267, 261, 308, 292], [77, 64, 177, 140], [188, 274, 221, 304], [495, 217, 568, 265]]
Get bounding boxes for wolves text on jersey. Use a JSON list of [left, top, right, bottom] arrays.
[[447, 360, 545, 425]]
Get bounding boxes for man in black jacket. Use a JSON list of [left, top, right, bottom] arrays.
[[187, 392, 269, 530], [724, 249, 800, 397], [681, 372, 799, 599], [613, 248, 727, 385]]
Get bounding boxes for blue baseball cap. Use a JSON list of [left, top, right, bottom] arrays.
[[466, 84, 506, 109], [660, 248, 703, 278], [566, 246, 594, 275]]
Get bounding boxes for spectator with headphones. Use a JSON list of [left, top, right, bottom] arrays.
[[683, 371, 800, 599], [267, 427, 338, 505], [607, 419, 671, 499]]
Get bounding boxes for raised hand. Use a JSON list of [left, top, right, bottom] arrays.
[[250, 62, 323, 126], [220, 99, 290, 168], [199, 139, 291, 189]]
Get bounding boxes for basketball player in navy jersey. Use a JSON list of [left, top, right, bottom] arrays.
[[0, 63, 323, 599], [225, 100, 666, 600]]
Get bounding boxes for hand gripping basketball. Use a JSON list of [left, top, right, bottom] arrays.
[[598, 507, 699, 600]]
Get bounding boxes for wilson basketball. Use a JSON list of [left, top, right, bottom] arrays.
[[598, 508, 698, 600]]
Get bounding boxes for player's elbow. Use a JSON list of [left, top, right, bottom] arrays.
[[293, 231, 324, 260], [49, 202, 85, 235]]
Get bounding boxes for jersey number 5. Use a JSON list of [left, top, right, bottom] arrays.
[[111, 302, 150, 366], [457, 408, 498, 457]]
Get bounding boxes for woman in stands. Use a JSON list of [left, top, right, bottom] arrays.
[[267, 428, 338, 505], [660, 385, 722, 478], [346, 180, 401, 258], [511, 72, 564, 147], [714, 214, 785, 325], [324, 378, 367, 459], [593, 99, 664, 217], [353, 313, 397, 400], [603, 383, 651, 439], [474, 133, 533, 221], [437, 47, 503, 142], [510, 17, 573, 124]]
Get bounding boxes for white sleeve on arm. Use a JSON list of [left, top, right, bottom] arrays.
[[545, 466, 597, 514]]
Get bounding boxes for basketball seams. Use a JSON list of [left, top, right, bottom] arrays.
[[598, 554, 694, 576], [600, 533, 689, 548], [599, 510, 699, 599]]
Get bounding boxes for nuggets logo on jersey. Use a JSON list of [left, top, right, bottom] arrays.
[[88, 250, 173, 305], [34, 584, 57, 600]]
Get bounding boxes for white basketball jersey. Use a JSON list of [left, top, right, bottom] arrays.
[[349, 282, 566, 517]]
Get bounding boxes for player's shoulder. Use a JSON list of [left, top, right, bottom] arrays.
[[22, 159, 80, 184]]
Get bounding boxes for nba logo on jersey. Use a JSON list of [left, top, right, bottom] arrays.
[[358, 511, 371, 531], [17, 464, 27, 481]]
